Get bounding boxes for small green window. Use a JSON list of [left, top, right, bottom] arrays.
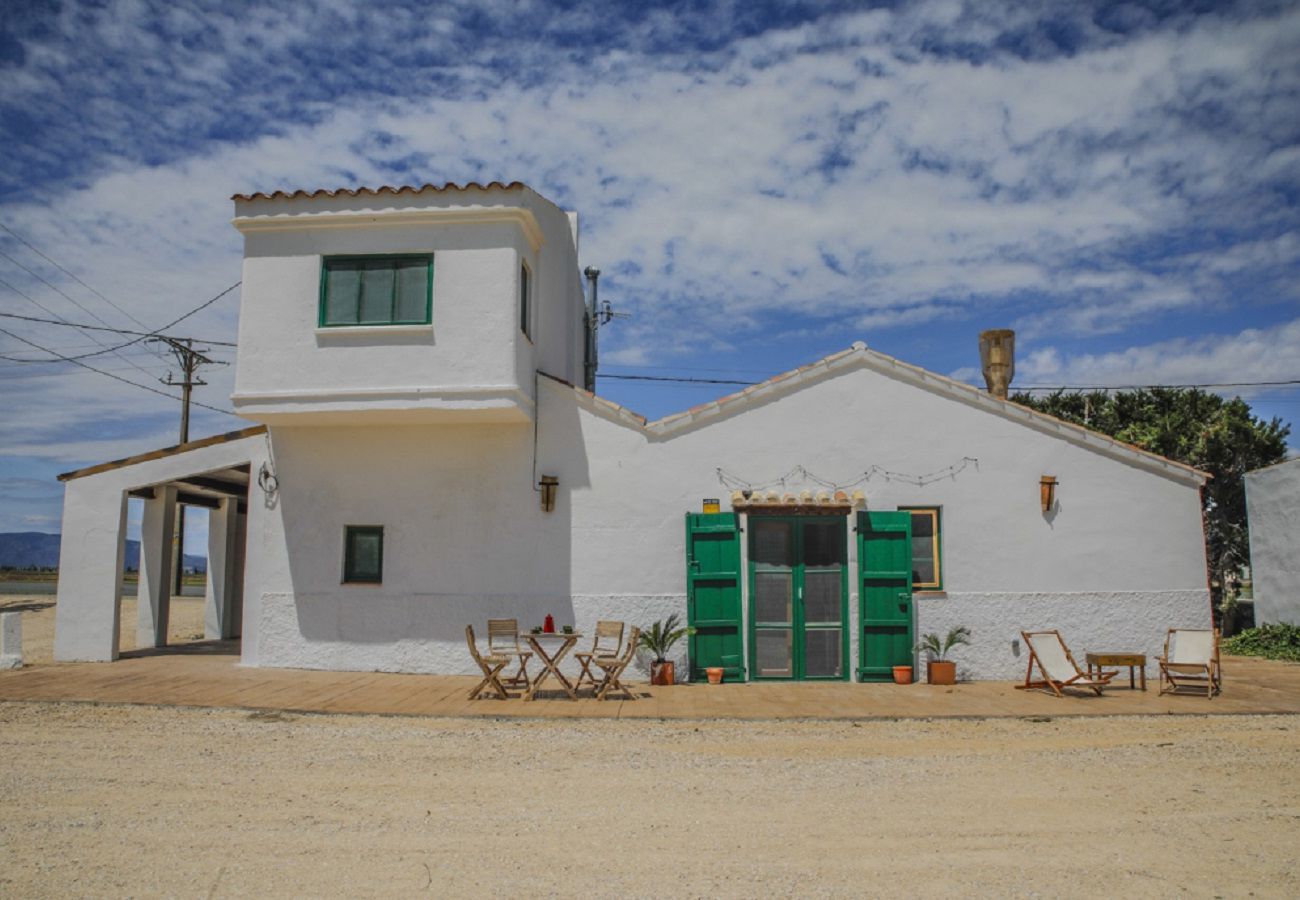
[[343, 525, 384, 584], [519, 261, 531, 339], [899, 507, 942, 590], [320, 255, 432, 327]]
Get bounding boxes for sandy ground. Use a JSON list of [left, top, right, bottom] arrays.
[[1, 592, 207, 663], [0, 702, 1296, 897]]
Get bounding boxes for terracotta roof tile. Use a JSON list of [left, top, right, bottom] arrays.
[[231, 181, 530, 202]]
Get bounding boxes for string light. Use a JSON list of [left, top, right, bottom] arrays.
[[716, 457, 979, 492]]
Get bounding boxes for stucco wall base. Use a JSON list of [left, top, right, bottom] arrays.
[[255, 592, 690, 681], [254, 589, 1209, 684], [915, 590, 1211, 682]]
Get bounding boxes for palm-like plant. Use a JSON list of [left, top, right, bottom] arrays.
[[637, 613, 695, 663], [916, 625, 972, 661]]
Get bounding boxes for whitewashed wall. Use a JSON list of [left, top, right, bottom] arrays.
[[53, 433, 270, 662], [246, 353, 1209, 681], [1245, 458, 1300, 626], [231, 186, 585, 425]]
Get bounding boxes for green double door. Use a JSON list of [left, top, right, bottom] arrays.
[[857, 510, 914, 681], [749, 516, 848, 680]]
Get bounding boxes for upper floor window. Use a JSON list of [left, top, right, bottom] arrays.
[[519, 261, 532, 339], [899, 506, 943, 590], [320, 255, 432, 327]]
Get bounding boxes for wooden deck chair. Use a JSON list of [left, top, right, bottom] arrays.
[[486, 618, 533, 689], [1158, 628, 1221, 698], [1016, 630, 1116, 697], [593, 626, 640, 701], [574, 620, 625, 692], [466, 625, 510, 700]]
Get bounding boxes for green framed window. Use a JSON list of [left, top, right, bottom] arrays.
[[898, 507, 942, 590], [519, 261, 531, 339], [343, 525, 384, 584], [319, 255, 432, 327]]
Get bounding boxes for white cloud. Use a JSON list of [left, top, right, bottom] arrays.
[[1016, 318, 1300, 398], [0, 0, 1297, 520]]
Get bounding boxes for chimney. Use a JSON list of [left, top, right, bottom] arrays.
[[979, 329, 1015, 399]]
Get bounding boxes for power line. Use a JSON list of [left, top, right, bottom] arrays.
[[0, 326, 239, 417], [0, 281, 240, 362], [0, 272, 163, 377], [602, 373, 758, 386], [602, 372, 1300, 391], [0, 310, 237, 346], [1014, 380, 1300, 391], [0, 222, 151, 328]]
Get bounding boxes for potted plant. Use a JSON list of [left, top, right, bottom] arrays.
[[917, 626, 971, 685], [638, 614, 694, 685], [892, 665, 913, 685]]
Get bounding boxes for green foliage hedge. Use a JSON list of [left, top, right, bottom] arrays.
[[1222, 624, 1300, 662]]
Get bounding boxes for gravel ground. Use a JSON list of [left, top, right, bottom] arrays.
[[0, 703, 1296, 897]]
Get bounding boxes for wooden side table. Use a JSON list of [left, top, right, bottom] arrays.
[[1086, 652, 1146, 690]]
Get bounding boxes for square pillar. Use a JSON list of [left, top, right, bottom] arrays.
[[137, 485, 177, 649], [205, 498, 244, 640], [54, 481, 128, 662]]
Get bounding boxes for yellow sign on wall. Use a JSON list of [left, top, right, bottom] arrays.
[[702, 498, 721, 514]]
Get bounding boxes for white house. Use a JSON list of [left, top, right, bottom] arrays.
[[1244, 457, 1300, 626], [53, 182, 1213, 682]]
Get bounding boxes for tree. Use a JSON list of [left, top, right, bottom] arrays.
[[1009, 387, 1290, 604]]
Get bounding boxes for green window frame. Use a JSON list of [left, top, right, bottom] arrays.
[[519, 261, 532, 339], [898, 506, 942, 590], [319, 254, 433, 327], [343, 525, 384, 584]]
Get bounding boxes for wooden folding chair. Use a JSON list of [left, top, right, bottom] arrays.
[[466, 624, 510, 700], [593, 626, 640, 701], [487, 618, 533, 690], [1016, 630, 1116, 697], [574, 620, 625, 692], [1158, 628, 1221, 698]]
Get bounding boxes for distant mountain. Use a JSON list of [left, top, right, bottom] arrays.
[[0, 532, 206, 573]]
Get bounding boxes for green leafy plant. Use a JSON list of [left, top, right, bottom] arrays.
[[916, 625, 972, 661], [637, 613, 695, 663], [1222, 624, 1300, 663]]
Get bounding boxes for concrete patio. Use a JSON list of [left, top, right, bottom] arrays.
[[2, 643, 1297, 719]]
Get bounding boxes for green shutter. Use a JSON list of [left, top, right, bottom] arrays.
[[857, 511, 913, 681], [686, 512, 745, 681]]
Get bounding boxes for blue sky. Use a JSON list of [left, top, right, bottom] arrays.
[[1, 0, 1298, 544]]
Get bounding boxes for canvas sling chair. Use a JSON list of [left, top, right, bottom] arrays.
[[593, 626, 640, 701], [465, 624, 511, 700], [486, 618, 533, 690], [573, 620, 625, 692], [1016, 630, 1117, 697], [1158, 628, 1221, 698]]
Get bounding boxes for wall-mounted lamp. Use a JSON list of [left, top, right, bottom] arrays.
[[1040, 475, 1058, 513], [539, 475, 559, 513]]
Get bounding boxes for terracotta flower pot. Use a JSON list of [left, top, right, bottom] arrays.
[[651, 660, 675, 686], [706, 667, 724, 685], [892, 665, 913, 685], [927, 660, 957, 685]]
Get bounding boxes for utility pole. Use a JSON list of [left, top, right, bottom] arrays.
[[150, 337, 226, 596], [582, 267, 629, 393]]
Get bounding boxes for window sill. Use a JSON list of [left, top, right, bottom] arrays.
[[913, 590, 947, 598], [317, 324, 433, 337]]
